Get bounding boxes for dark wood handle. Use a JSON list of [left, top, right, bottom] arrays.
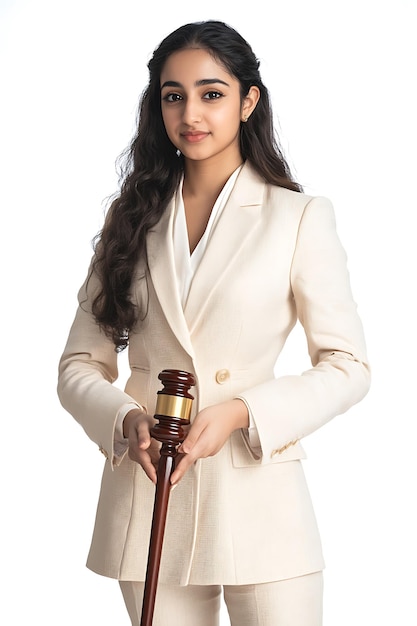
[[140, 369, 195, 626]]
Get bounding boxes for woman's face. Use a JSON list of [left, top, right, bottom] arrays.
[[160, 48, 246, 167]]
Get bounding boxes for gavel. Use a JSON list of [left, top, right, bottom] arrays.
[[140, 369, 196, 626]]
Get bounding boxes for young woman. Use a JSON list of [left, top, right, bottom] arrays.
[[58, 20, 370, 626]]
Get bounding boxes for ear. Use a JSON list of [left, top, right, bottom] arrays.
[[241, 86, 260, 122]]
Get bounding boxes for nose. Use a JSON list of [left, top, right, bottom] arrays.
[[182, 95, 202, 125]]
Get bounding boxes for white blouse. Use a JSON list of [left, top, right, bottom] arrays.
[[173, 165, 242, 307]]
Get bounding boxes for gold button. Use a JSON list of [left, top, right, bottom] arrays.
[[215, 369, 230, 384]]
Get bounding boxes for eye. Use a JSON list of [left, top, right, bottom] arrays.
[[162, 93, 183, 103], [203, 91, 223, 100]]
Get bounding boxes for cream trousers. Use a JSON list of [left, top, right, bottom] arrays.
[[119, 571, 323, 626]]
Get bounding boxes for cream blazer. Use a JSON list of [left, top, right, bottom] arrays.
[[57, 162, 370, 586]]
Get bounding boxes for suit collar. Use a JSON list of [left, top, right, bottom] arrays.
[[146, 194, 196, 358], [183, 163, 264, 332], [145, 162, 265, 352]]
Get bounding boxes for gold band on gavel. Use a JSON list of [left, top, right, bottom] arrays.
[[155, 394, 193, 421]]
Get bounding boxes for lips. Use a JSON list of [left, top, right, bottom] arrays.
[[181, 131, 210, 143]]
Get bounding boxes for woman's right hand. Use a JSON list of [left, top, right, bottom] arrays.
[[123, 409, 160, 483]]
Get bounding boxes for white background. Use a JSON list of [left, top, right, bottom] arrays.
[[1, 0, 415, 623]]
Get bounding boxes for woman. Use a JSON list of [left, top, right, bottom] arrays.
[[58, 20, 370, 626]]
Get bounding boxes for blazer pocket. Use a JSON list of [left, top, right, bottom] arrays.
[[230, 430, 307, 468]]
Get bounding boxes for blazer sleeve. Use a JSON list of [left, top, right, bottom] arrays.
[[57, 267, 142, 468], [238, 196, 371, 464]]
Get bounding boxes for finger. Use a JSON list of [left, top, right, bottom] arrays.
[[170, 452, 195, 485], [148, 443, 162, 469], [137, 421, 152, 449], [127, 436, 158, 483], [137, 449, 157, 483], [178, 420, 205, 454]]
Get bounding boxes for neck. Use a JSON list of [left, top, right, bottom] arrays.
[[183, 155, 243, 200]]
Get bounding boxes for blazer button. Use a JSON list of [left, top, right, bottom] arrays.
[[215, 369, 230, 384]]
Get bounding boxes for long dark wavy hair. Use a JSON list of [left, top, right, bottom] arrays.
[[90, 20, 302, 351]]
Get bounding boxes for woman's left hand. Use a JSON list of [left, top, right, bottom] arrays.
[[170, 399, 249, 485]]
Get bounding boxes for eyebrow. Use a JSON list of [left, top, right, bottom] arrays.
[[160, 78, 230, 90]]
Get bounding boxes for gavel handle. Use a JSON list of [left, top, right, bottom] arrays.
[[140, 369, 195, 626], [140, 450, 176, 626]]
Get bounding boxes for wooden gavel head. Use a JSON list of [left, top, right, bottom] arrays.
[[151, 369, 196, 449]]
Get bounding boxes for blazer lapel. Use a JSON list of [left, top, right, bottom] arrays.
[[184, 163, 264, 333], [146, 197, 195, 358]]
